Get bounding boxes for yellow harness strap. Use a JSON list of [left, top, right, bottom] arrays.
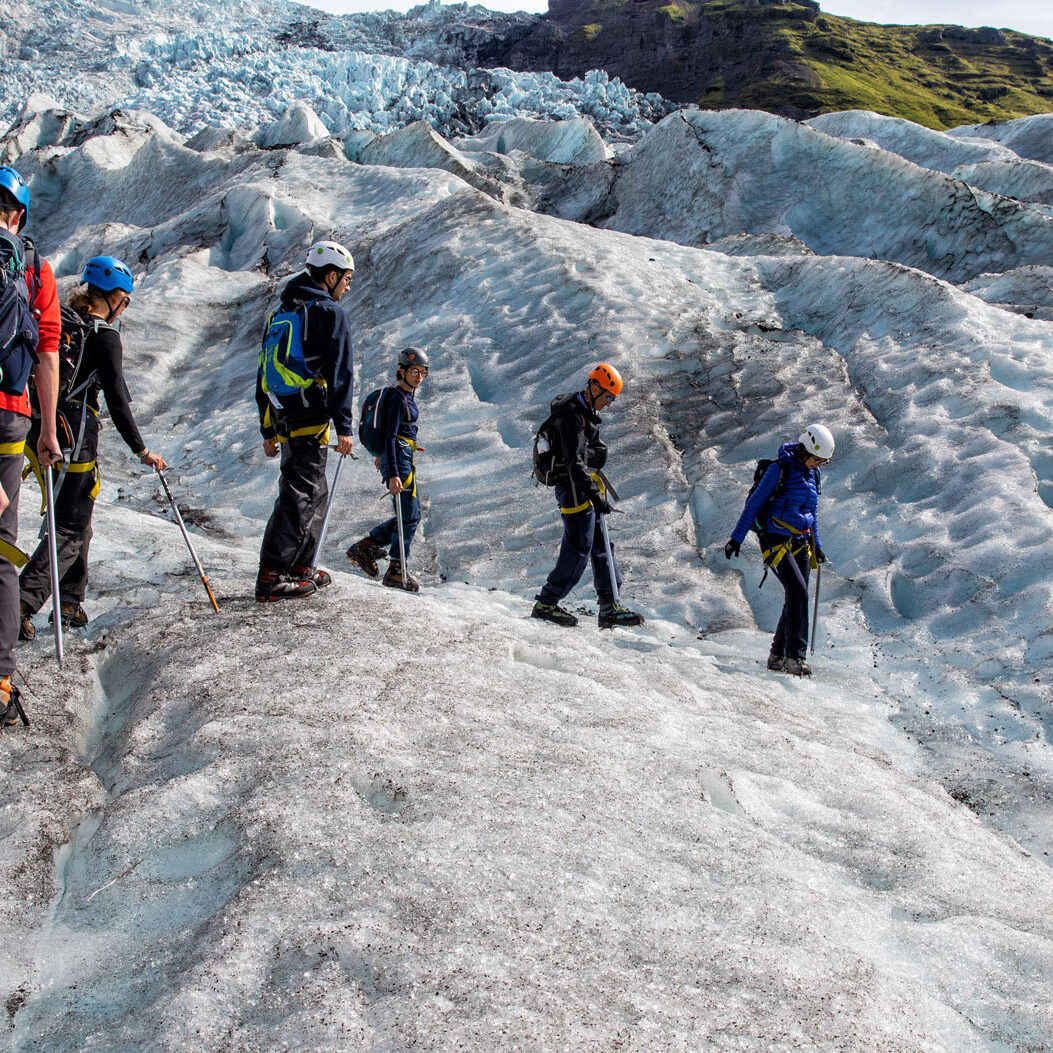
[[22, 447, 47, 515], [276, 422, 331, 446], [560, 472, 605, 515], [65, 458, 101, 501], [762, 518, 812, 569], [0, 538, 29, 568], [0, 440, 26, 456], [396, 438, 417, 496]]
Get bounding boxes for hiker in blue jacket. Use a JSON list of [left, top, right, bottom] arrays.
[[255, 241, 355, 602], [724, 424, 834, 676], [346, 347, 429, 592]]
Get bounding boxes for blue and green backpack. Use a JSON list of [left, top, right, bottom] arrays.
[[259, 301, 316, 402]]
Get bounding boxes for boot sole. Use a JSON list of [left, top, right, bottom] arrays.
[[383, 580, 420, 592], [255, 586, 317, 602], [346, 551, 380, 579], [531, 611, 577, 627]]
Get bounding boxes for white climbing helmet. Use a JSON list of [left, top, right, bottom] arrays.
[[799, 423, 835, 460], [306, 240, 354, 272]]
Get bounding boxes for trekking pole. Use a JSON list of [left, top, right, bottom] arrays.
[[598, 513, 620, 606], [155, 468, 219, 613], [784, 541, 809, 592], [810, 557, 822, 656], [43, 464, 64, 668], [394, 490, 408, 585], [311, 453, 346, 569]]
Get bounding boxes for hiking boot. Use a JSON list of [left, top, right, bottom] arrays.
[[531, 601, 578, 627], [255, 568, 317, 603], [347, 537, 384, 579], [19, 603, 35, 642], [383, 561, 420, 592], [598, 604, 645, 630], [766, 651, 785, 671], [49, 602, 88, 629], [783, 657, 812, 677], [0, 677, 26, 728], [292, 564, 332, 589]]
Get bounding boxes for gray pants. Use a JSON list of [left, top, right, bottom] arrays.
[[0, 410, 31, 676]]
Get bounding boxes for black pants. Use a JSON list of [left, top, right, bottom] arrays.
[[20, 406, 99, 614], [259, 430, 329, 573], [538, 484, 621, 608], [762, 531, 811, 661], [0, 410, 30, 675]]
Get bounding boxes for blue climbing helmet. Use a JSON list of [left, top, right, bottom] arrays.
[[0, 166, 30, 231], [81, 256, 134, 294]]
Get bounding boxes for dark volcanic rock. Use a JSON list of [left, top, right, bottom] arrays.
[[478, 0, 822, 114]]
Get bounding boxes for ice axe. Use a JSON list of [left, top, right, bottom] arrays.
[[44, 461, 64, 667], [810, 543, 822, 656], [311, 452, 347, 570], [597, 512, 620, 606], [155, 469, 219, 612], [394, 489, 408, 585]]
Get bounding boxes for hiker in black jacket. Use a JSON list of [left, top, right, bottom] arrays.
[[532, 363, 644, 630], [255, 241, 355, 602], [19, 255, 166, 636]]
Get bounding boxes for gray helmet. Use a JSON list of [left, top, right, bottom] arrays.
[[398, 347, 429, 370]]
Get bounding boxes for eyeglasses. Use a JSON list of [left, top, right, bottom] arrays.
[[406, 366, 428, 378], [116, 295, 131, 311]]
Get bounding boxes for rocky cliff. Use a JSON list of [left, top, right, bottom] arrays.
[[473, 0, 1053, 128]]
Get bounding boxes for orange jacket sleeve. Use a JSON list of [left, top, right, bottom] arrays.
[[32, 258, 60, 358]]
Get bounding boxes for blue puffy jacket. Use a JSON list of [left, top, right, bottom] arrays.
[[730, 442, 821, 547]]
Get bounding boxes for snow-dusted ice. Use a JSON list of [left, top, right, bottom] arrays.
[[2, 0, 1053, 1047], [0, 0, 670, 143]]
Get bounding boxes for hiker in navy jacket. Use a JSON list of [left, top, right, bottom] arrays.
[[725, 424, 835, 676], [255, 241, 355, 602], [346, 347, 428, 592]]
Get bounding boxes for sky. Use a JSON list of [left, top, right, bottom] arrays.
[[301, 0, 1053, 39]]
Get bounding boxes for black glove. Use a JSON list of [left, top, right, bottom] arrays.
[[815, 546, 827, 564], [724, 539, 740, 559], [591, 492, 611, 516]]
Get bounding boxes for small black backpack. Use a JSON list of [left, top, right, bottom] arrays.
[[532, 412, 563, 485], [532, 397, 581, 485], [747, 458, 788, 534], [56, 303, 97, 402]]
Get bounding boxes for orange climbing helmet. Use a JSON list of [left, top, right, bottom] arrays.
[[588, 362, 623, 397]]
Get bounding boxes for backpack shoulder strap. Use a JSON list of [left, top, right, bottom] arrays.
[[21, 236, 41, 311]]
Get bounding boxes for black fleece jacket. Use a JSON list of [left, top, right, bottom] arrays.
[[548, 390, 608, 507], [70, 319, 145, 455]]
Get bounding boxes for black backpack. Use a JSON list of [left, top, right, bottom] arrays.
[[532, 398, 580, 485], [0, 229, 39, 396], [359, 386, 403, 458], [56, 303, 97, 402], [747, 458, 788, 534]]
